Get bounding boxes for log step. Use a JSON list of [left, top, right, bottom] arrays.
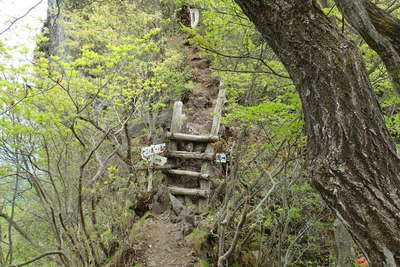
[[168, 186, 209, 198], [167, 151, 214, 160], [167, 132, 219, 142], [166, 169, 209, 179], [136, 165, 175, 171]]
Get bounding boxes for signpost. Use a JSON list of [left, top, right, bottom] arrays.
[[150, 154, 168, 166], [188, 0, 199, 28], [216, 153, 227, 163], [141, 143, 168, 192], [141, 143, 167, 166]]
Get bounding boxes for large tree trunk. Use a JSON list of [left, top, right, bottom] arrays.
[[319, 0, 330, 8], [334, 0, 400, 93], [363, 0, 400, 53], [233, 0, 400, 265]]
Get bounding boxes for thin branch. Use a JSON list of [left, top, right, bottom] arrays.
[[90, 146, 120, 183], [7, 251, 71, 267], [247, 173, 277, 217], [0, 0, 44, 36], [0, 212, 38, 249], [211, 67, 282, 75], [200, 46, 290, 79], [218, 204, 249, 267]]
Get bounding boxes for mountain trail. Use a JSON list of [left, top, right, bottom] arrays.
[[138, 213, 196, 267], [136, 38, 219, 267]]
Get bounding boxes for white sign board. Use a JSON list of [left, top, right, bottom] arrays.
[[216, 153, 227, 163], [141, 143, 166, 160], [189, 7, 200, 28], [150, 154, 168, 166]]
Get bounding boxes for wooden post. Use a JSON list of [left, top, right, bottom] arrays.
[[147, 161, 153, 192], [170, 101, 183, 150], [199, 81, 225, 211], [168, 101, 191, 205]]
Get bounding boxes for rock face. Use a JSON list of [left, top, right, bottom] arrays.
[[40, 0, 70, 59], [152, 185, 171, 214], [41, 0, 95, 58]]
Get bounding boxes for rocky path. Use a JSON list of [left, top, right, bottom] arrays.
[[140, 213, 196, 267]]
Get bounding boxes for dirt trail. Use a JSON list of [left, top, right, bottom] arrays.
[[140, 213, 195, 267], [183, 43, 220, 135], [137, 40, 218, 267]]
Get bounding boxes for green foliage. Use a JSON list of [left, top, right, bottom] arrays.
[[226, 100, 303, 142], [198, 258, 211, 267], [0, 1, 191, 266]]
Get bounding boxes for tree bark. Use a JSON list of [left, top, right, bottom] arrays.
[[319, 0, 330, 8], [233, 0, 400, 265], [334, 0, 400, 93], [363, 0, 400, 54]]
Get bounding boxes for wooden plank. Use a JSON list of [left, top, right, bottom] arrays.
[[135, 165, 175, 171], [168, 186, 208, 198], [167, 132, 219, 142], [166, 169, 209, 179], [168, 101, 186, 204], [170, 102, 183, 134], [167, 151, 214, 160], [209, 83, 226, 137], [200, 81, 226, 211]]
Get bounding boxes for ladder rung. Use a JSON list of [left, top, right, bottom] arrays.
[[167, 132, 219, 142], [168, 186, 208, 198], [167, 151, 214, 160], [135, 165, 174, 171], [166, 169, 209, 179]]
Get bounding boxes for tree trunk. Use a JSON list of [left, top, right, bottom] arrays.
[[363, 1, 400, 52], [233, 0, 400, 265], [319, 0, 330, 8], [334, 0, 400, 93]]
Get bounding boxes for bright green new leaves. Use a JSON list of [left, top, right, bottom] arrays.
[[226, 100, 303, 141], [0, 1, 191, 266]]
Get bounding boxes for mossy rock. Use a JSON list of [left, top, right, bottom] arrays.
[[185, 228, 210, 258]]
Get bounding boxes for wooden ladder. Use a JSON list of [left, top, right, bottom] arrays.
[[165, 85, 225, 211]]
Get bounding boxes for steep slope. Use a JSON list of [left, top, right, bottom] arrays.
[[127, 39, 221, 267]]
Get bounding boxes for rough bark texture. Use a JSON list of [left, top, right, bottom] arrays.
[[363, 0, 400, 54], [319, 0, 330, 8], [334, 0, 400, 93], [233, 0, 400, 265]]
